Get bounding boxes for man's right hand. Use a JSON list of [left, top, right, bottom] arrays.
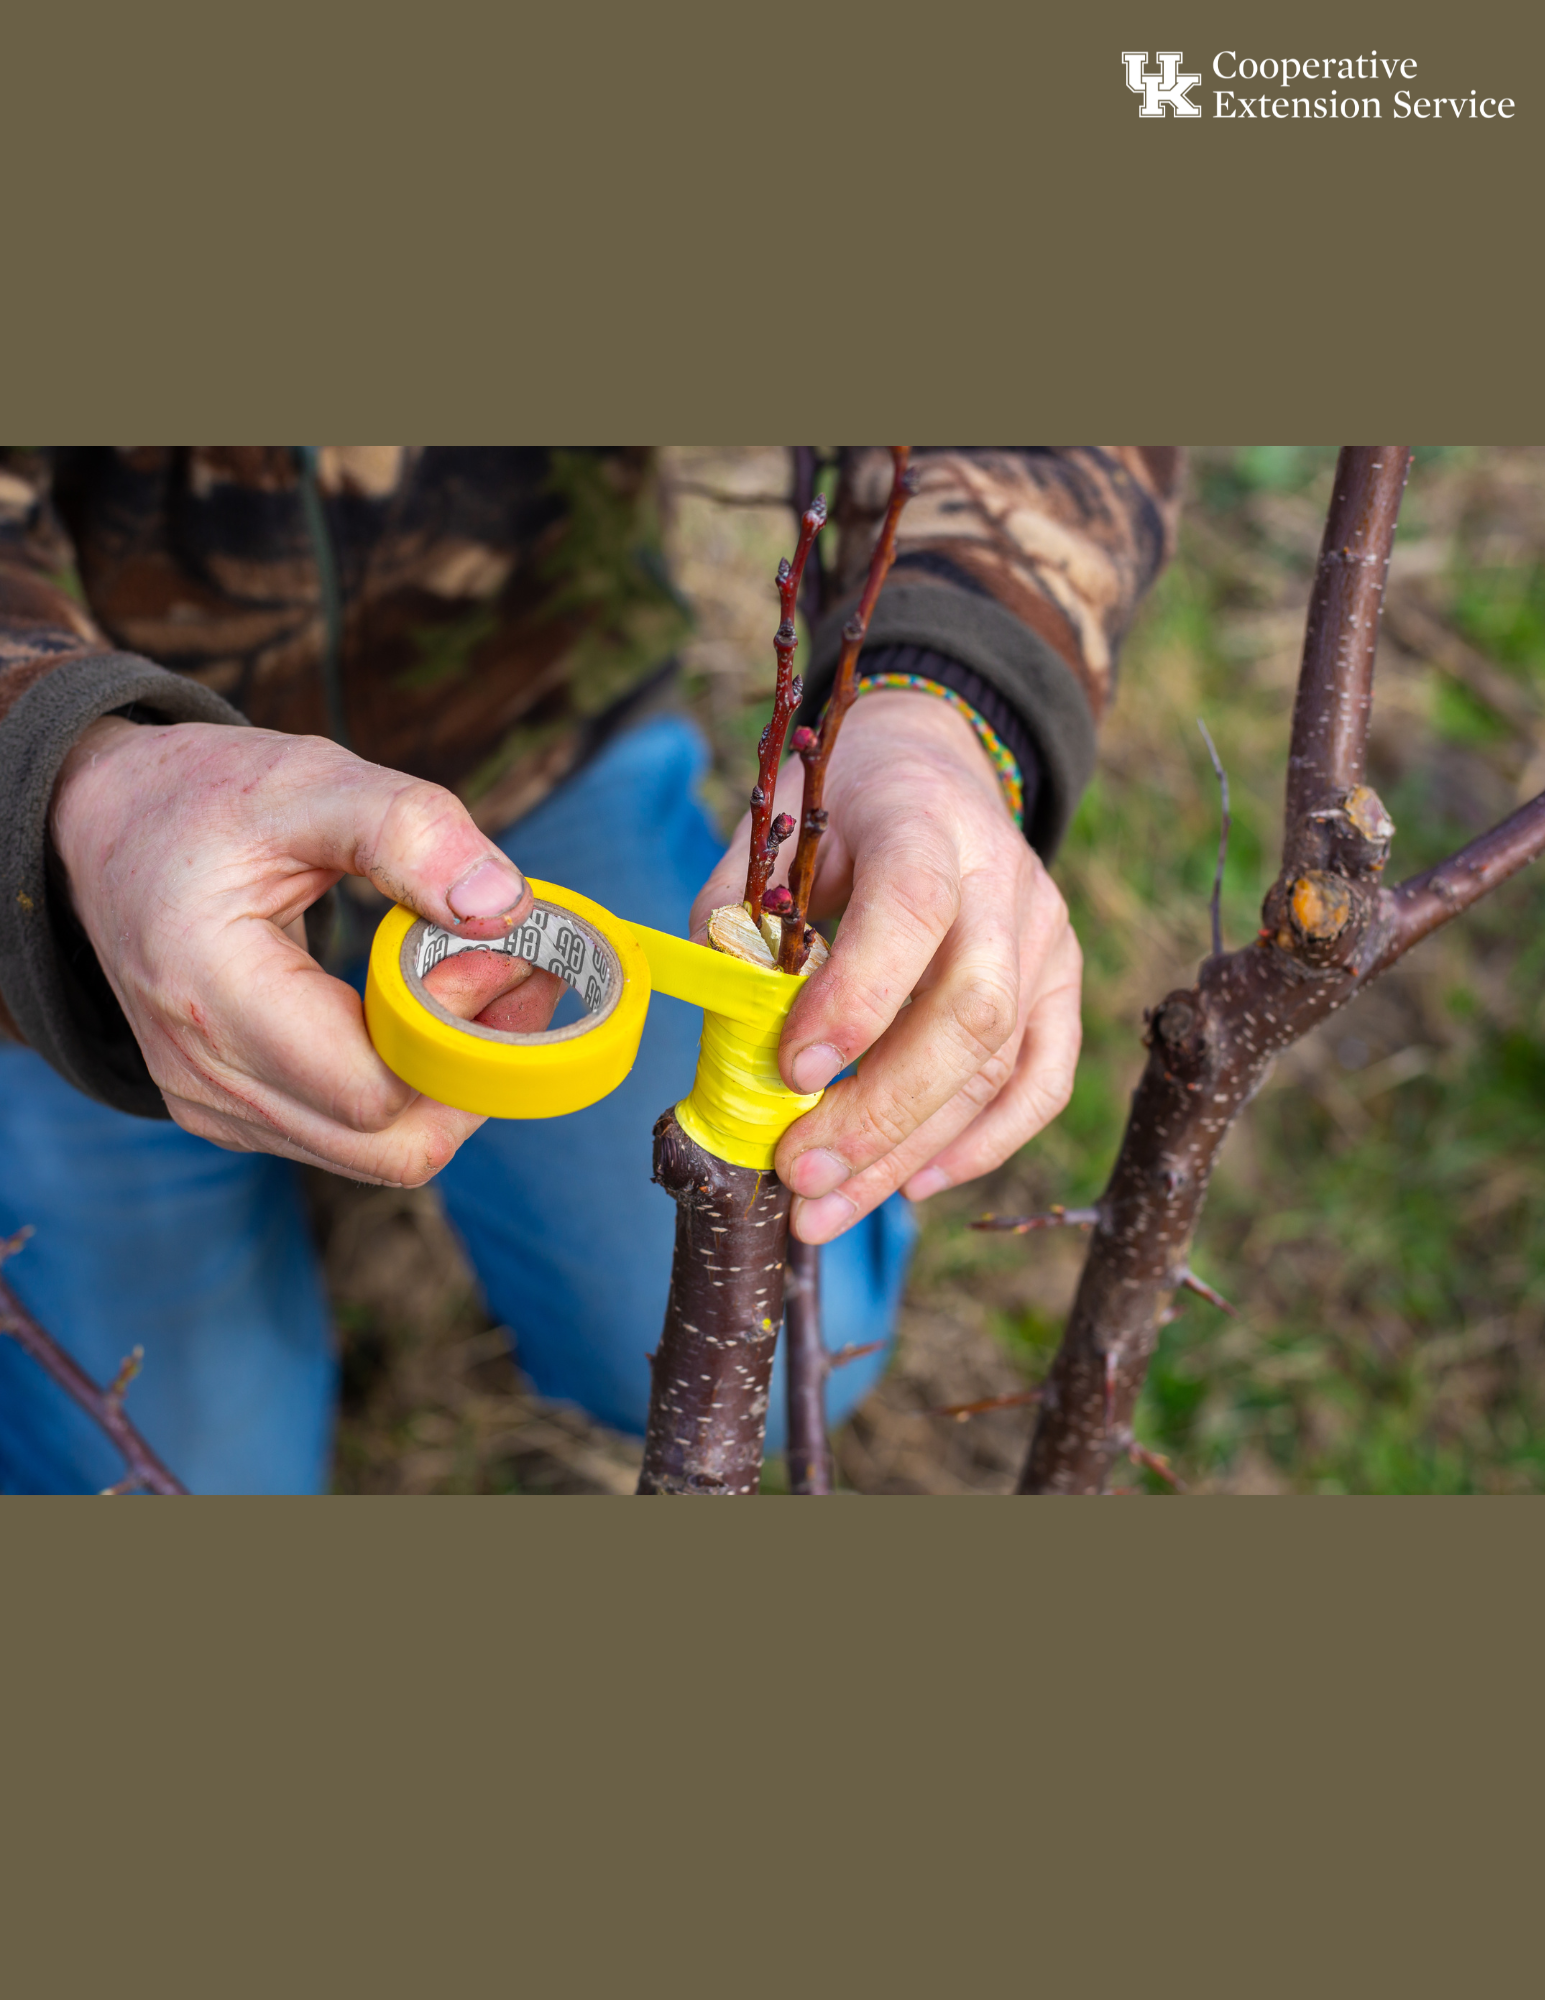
[[51, 719, 545, 1184]]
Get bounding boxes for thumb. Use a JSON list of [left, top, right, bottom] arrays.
[[287, 745, 534, 941]]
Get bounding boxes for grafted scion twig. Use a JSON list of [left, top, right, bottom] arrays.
[[779, 447, 916, 972]]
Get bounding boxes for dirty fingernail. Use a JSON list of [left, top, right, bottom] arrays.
[[905, 1166, 951, 1202], [792, 1190, 858, 1245], [789, 1148, 849, 1198], [792, 1043, 845, 1094], [448, 858, 527, 921]]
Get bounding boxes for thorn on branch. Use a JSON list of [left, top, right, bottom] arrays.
[[926, 1387, 1042, 1420], [1121, 1434, 1186, 1491], [1179, 1269, 1237, 1316], [0, 1224, 35, 1267], [971, 1205, 1102, 1234], [826, 1338, 886, 1373], [105, 1345, 144, 1413]]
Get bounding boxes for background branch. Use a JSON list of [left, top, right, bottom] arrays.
[[783, 1236, 830, 1493], [1282, 446, 1412, 866], [1376, 790, 1545, 969], [0, 1233, 187, 1496], [1014, 445, 1545, 1495]]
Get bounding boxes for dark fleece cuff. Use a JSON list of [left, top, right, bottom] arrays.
[[798, 582, 1098, 858], [856, 644, 1043, 838], [0, 654, 248, 1118]]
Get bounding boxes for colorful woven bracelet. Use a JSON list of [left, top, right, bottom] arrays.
[[852, 673, 1025, 829]]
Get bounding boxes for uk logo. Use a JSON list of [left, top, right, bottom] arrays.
[[1121, 51, 1202, 117]]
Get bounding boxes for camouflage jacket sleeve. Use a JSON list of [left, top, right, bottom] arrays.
[[802, 447, 1184, 855], [0, 451, 245, 1103]]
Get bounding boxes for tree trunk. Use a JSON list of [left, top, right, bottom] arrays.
[[637, 1110, 792, 1495]]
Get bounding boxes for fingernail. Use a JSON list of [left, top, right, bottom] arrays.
[[791, 1043, 845, 1094], [906, 1166, 951, 1202], [788, 1148, 849, 1198], [448, 858, 526, 922], [793, 1190, 857, 1245]]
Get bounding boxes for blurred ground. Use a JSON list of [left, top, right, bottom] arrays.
[[329, 446, 1545, 1494]]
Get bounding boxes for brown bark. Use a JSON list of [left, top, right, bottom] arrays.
[[0, 1234, 187, 1496], [1282, 448, 1412, 861], [783, 1236, 831, 1494], [1015, 447, 1545, 1495], [637, 1110, 792, 1496]]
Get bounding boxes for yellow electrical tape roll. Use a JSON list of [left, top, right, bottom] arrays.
[[364, 881, 651, 1120], [364, 880, 824, 1163]]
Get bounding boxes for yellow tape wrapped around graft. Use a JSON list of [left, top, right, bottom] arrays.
[[674, 990, 822, 1171]]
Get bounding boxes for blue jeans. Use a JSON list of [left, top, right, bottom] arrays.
[[0, 718, 914, 1493]]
